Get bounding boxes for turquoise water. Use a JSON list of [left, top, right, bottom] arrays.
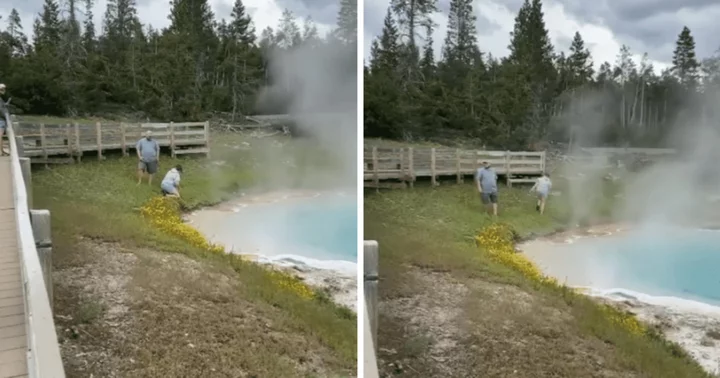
[[576, 229, 720, 305], [206, 195, 358, 263], [274, 198, 357, 261]]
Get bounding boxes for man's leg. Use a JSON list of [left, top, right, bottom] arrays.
[[539, 194, 547, 215], [137, 161, 146, 184], [146, 161, 158, 185], [480, 193, 491, 214], [490, 192, 498, 216]]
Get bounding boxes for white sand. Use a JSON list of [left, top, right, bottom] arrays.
[[520, 226, 720, 376]]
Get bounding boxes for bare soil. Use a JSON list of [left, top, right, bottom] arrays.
[[377, 266, 638, 378], [54, 238, 352, 378]]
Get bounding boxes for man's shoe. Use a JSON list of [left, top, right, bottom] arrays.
[[536, 204, 540, 212]]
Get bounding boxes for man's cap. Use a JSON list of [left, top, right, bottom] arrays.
[[175, 164, 183, 173], [0, 84, 6, 89]]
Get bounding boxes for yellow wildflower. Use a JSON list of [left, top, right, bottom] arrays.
[[140, 196, 315, 300], [474, 223, 645, 336]]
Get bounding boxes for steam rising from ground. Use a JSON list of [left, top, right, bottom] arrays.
[[258, 41, 357, 188], [557, 87, 720, 227]]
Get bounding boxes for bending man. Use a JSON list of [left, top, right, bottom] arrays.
[[161, 165, 183, 198]]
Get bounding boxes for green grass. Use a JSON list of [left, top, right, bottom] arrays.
[[34, 131, 356, 375], [365, 181, 712, 377]]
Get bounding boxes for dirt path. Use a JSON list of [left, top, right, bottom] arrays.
[[376, 266, 639, 378], [53, 238, 352, 377]]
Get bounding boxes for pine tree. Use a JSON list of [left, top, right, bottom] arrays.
[[276, 10, 301, 49], [371, 9, 400, 73], [671, 26, 700, 90], [419, 24, 434, 78], [81, 0, 96, 52], [335, 0, 357, 45], [442, 0, 477, 65], [6, 9, 28, 57], [567, 31, 593, 86]]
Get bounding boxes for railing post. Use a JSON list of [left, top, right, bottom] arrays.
[[14, 135, 24, 157], [96, 121, 103, 160], [170, 121, 176, 158], [30, 209, 53, 310], [364, 240, 379, 349], [20, 157, 32, 209], [431, 147, 437, 186]]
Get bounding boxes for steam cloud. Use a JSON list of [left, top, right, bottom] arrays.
[[258, 40, 358, 189]]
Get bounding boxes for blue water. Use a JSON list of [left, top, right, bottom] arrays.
[[204, 195, 358, 263], [574, 228, 720, 306], [274, 198, 357, 261]]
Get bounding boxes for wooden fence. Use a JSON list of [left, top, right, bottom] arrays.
[[364, 146, 546, 188], [11, 118, 210, 163]]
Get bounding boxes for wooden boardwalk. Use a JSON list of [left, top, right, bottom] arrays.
[[0, 156, 27, 378]]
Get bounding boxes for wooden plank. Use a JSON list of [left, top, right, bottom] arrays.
[[0, 347, 24, 364], [173, 148, 209, 155], [0, 360, 27, 377], [0, 335, 25, 352]]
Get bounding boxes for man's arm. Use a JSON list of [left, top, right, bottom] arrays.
[[530, 179, 538, 192], [136, 141, 142, 159], [155, 141, 160, 160], [476, 171, 483, 192]]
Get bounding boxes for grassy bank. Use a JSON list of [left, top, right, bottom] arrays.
[[365, 182, 710, 378], [33, 130, 356, 377]]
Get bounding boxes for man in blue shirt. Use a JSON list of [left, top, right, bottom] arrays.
[[136, 131, 160, 185], [475, 161, 498, 216]]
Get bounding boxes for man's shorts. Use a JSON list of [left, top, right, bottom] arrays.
[[138, 160, 158, 174], [161, 181, 177, 195], [537, 190, 548, 199], [481, 191, 498, 204]]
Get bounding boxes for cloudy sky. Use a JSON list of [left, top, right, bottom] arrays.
[[363, 0, 720, 72], [0, 0, 338, 43]]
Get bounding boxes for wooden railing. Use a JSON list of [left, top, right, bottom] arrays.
[[364, 146, 546, 187], [12, 118, 210, 162], [5, 113, 65, 377]]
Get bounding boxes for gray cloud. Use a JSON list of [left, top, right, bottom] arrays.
[[364, 0, 720, 66], [274, 0, 338, 25], [555, 0, 720, 62], [1, 0, 338, 41]]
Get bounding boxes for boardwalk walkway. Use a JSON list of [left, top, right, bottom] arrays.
[[0, 155, 27, 377]]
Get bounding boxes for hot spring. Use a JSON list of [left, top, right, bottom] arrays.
[[188, 192, 357, 274], [523, 226, 720, 307]]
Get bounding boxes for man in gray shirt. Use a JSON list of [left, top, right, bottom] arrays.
[[136, 130, 160, 185], [475, 161, 499, 216]]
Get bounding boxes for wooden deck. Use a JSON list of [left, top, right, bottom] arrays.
[[364, 146, 546, 188], [0, 156, 26, 377], [12, 118, 210, 164]]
